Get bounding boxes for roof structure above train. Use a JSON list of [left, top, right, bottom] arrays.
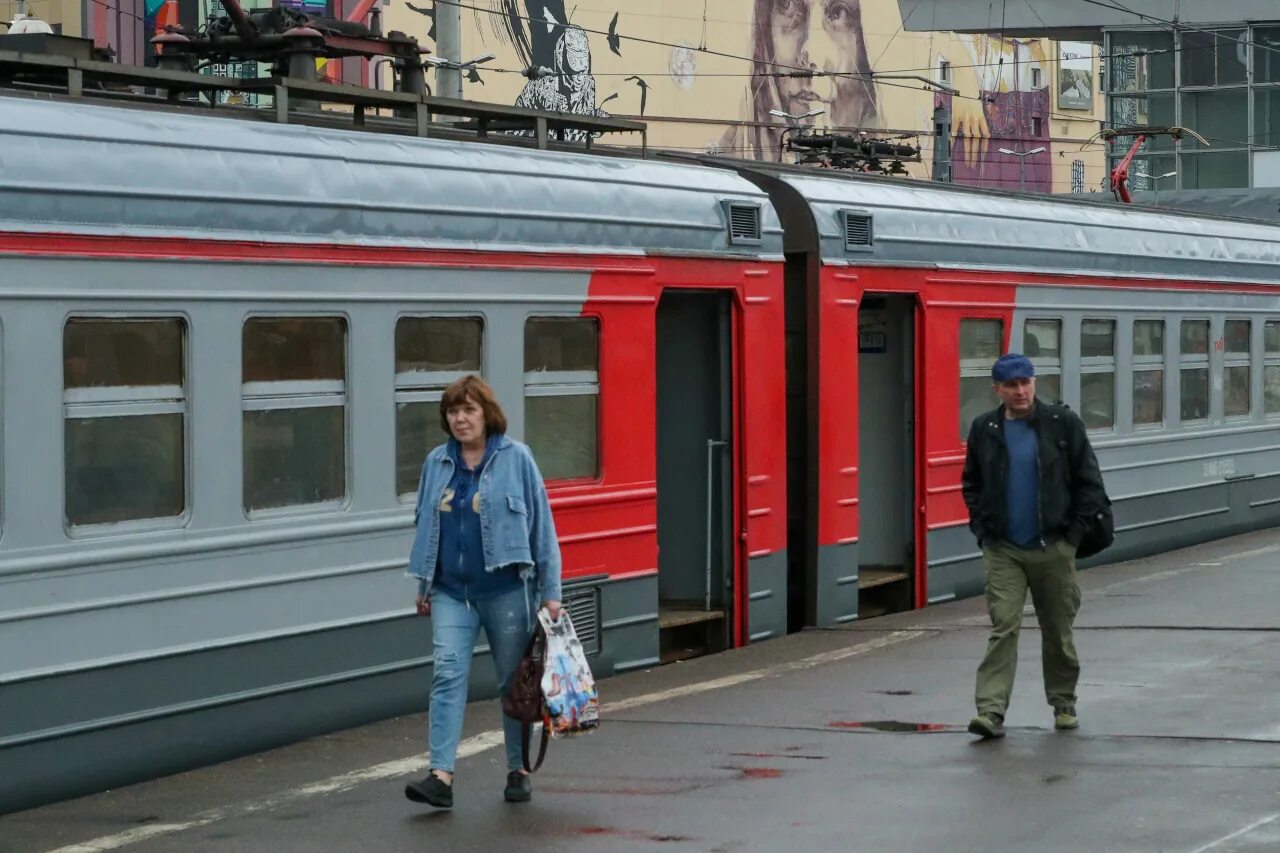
[[717, 160, 1280, 286], [0, 95, 782, 259], [1125, 188, 1280, 225]]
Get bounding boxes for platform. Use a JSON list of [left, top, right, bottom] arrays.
[[5, 528, 1280, 852]]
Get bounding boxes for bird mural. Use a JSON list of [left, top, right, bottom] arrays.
[[625, 75, 650, 116], [607, 12, 621, 57], [405, 1, 437, 41]]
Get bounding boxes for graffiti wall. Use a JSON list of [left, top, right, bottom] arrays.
[[379, 0, 1106, 192]]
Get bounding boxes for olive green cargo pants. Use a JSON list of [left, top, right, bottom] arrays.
[[975, 538, 1082, 716]]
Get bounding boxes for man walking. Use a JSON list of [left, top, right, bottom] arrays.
[[961, 353, 1107, 739]]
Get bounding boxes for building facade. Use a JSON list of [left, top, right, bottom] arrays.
[[43, 0, 1107, 193], [1106, 25, 1280, 191]]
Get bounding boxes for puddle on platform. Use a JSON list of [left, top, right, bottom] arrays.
[[828, 720, 958, 732]]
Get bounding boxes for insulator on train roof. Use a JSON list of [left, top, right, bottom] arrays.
[[5, 13, 53, 34]]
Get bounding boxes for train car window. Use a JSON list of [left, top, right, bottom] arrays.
[[63, 318, 186, 527], [524, 317, 599, 480], [394, 317, 484, 496], [958, 319, 1003, 441], [1265, 321, 1280, 416], [1080, 319, 1116, 431], [1224, 319, 1252, 418], [1180, 319, 1210, 423], [1024, 319, 1061, 403], [242, 317, 347, 511], [1133, 319, 1165, 428]]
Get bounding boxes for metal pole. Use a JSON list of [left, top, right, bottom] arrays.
[[1019, 155, 1027, 192], [932, 104, 952, 182], [435, 0, 462, 100]]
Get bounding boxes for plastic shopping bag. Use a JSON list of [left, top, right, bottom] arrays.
[[537, 607, 600, 737]]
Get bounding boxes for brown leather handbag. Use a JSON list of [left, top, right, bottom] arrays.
[[501, 624, 549, 772]]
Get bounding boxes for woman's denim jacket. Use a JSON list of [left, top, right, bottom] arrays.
[[408, 435, 562, 603]]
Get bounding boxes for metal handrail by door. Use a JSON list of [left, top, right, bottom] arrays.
[[705, 438, 728, 612]]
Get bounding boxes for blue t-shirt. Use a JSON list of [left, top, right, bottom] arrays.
[[1003, 418, 1041, 548], [434, 435, 522, 601]]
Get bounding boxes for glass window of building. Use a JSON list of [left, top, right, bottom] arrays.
[[1180, 151, 1249, 191], [1105, 27, 1269, 191], [1080, 319, 1116, 431], [1224, 319, 1252, 418], [1265, 320, 1280, 416], [524, 317, 600, 480], [1180, 30, 1247, 87], [63, 318, 186, 527], [1180, 319, 1210, 422], [1108, 31, 1174, 91], [1108, 95, 1177, 155], [1024, 319, 1061, 402], [1257, 28, 1280, 84], [1133, 319, 1165, 428], [1180, 88, 1247, 145], [1254, 87, 1280, 148], [242, 317, 347, 511], [958, 319, 1002, 441], [394, 317, 484, 496]]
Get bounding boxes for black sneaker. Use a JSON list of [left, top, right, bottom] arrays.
[[503, 770, 532, 803], [967, 711, 1006, 739], [405, 771, 453, 808]]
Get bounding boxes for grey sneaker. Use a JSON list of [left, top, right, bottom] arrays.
[[968, 711, 1006, 739], [503, 770, 532, 803], [1054, 705, 1079, 730], [404, 771, 453, 808]]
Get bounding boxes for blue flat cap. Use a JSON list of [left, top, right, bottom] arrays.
[[992, 352, 1035, 382]]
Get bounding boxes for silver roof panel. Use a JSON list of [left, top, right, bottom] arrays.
[[777, 172, 1280, 285], [0, 96, 781, 258]]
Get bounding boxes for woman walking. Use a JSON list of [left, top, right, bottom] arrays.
[[403, 375, 562, 809]]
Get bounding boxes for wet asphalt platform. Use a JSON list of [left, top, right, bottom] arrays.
[[5, 530, 1280, 853]]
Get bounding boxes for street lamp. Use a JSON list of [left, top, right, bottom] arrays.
[[1151, 170, 1176, 202], [769, 108, 825, 128], [769, 108, 825, 163], [423, 52, 496, 70], [424, 52, 496, 98], [998, 146, 1047, 192]]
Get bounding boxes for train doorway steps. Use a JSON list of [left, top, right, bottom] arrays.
[[658, 601, 729, 663], [857, 566, 913, 619]]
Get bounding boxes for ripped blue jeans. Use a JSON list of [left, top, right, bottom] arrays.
[[428, 583, 536, 773]]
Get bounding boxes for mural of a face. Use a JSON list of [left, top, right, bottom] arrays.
[[561, 27, 590, 74], [722, 0, 878, 160], [769, 0, 876, 129]]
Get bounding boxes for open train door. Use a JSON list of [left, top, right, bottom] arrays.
[[656, 290, 736, 662], [855, 294, 919, 617]]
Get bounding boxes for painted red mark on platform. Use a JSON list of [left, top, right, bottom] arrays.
[[738, 767, 785, 779]]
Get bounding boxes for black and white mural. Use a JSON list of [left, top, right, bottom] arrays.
[[483, 1, 616, 139]]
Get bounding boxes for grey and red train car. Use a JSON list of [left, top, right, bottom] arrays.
[[4, 94, 1280, 811]]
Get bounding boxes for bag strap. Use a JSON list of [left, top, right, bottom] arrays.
[[520, 719, 550, 773]]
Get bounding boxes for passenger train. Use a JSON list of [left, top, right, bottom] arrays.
[[5, 91, 1280, 812]]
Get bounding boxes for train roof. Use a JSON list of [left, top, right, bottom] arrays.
[[0, 95, 783, 260], [700, 158, 1280, 286]]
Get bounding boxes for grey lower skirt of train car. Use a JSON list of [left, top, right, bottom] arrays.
[[0, 574, 656, 814], [924, 473, 1280, 604]]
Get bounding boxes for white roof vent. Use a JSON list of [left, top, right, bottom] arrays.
[[724, 201, 762, 246], [8, 14, 54, 33], [842, 210, 873, 252]]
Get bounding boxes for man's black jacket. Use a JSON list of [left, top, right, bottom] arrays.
[[961, 399, 1107, 548]]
